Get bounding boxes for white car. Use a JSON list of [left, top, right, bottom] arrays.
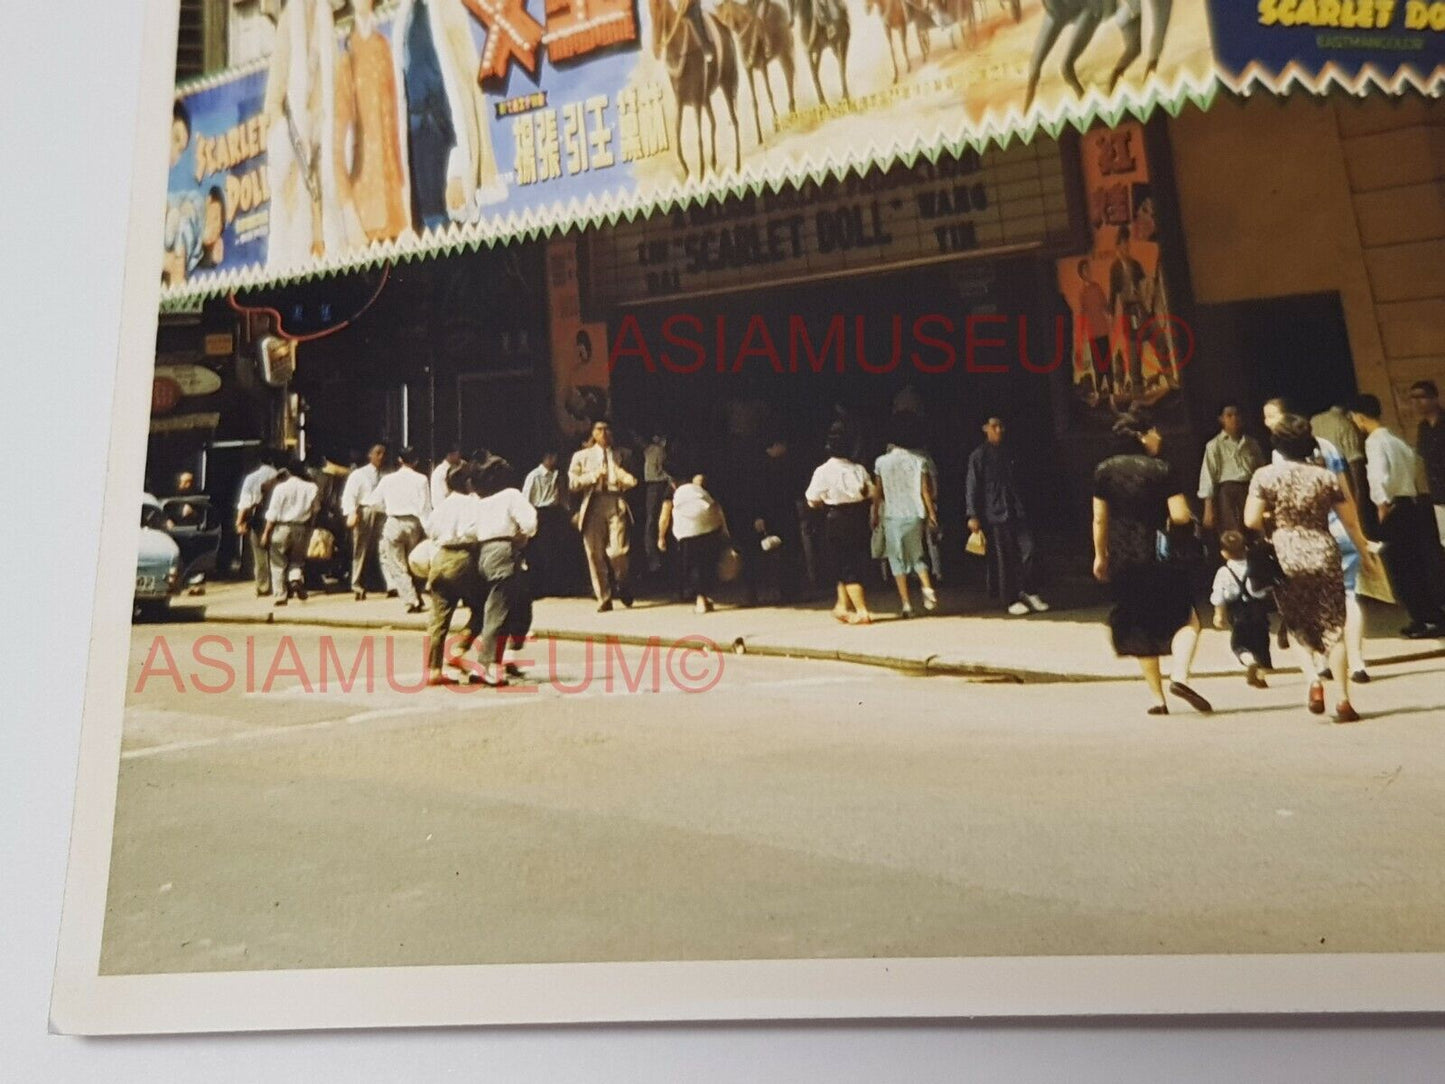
[[136, 493, 183, 618]]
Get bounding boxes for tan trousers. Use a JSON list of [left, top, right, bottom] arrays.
[[350, 508, 384, 592], [582, 492, 631, 604]]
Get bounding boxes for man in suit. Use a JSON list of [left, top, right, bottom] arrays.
[[569, 420, 638, 612]]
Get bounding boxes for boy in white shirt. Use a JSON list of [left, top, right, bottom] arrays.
[[1210, 530, 1273, 688]]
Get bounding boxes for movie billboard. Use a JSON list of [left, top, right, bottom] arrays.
[[161, 0, 1221, 303]]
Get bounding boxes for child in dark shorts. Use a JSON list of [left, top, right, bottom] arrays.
[[1211, 530, 1274, 688]]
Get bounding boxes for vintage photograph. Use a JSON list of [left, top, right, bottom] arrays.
[[51, 0, 1445, 1032]]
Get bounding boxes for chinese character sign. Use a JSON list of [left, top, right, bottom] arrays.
[[163, 0, 1231, 302], [1056, 121, 1182, 414]]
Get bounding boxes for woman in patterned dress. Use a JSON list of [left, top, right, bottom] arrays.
[[1245, 414, 1380, 722], [1092, 411, 1212, 716]]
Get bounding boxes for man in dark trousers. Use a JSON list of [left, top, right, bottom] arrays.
[[966, 416, 1049, 616], [1350, 394, 1445, 639], [747, 434, 808, 604]]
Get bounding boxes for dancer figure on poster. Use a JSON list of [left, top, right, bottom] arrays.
[[262, 0, 365, 270], [336, 0, 409, 243], [393, 0, 507, 234]]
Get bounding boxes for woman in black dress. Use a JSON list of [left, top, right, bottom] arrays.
[[1092, 412, 1212, 715]]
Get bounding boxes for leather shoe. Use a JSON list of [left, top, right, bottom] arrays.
[[1168, 681, 1212, 714]]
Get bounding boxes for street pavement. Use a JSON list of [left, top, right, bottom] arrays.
[[102, 620, 1445, 975]]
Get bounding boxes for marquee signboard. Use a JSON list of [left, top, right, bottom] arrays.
[[157, 0, 1440, 306]]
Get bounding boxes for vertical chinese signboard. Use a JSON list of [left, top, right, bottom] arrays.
[[548, 238, 610, 441], [1056, 121, 1183, 415]]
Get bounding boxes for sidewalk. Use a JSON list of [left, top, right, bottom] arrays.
[[170, 578, 1445, 684]]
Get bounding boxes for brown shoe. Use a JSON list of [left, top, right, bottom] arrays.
[[1168, 681, 1213, 714], [1333, 701, 1361, 724], [1307, 682, 1326, 715]]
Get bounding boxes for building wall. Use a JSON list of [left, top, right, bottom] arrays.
[[1167, 94, 1444, 430]]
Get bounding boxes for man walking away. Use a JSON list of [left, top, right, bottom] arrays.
[[430, 443, 464, 510], [259, 459, 319, 606], [341, 443, 387, 600], [1350, 394, 1445, 639], [569, 420, 638, 612], [235, 450, 281, 597], [371, 446, 432, 614], [966, 415, 1049, 617], [522, 450, 566, 598], [1198, 402, 1265, 535], [424, 461, 484, 686]]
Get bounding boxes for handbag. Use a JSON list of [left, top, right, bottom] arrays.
[[306, 526, 335, 561], [407, 537, 437, 581], [965, 529, 987, 557], [716, 542, 742, 583], [1156, 520, 1206, 564], [1244, 537, 1287, 590], [870, 519, 886, 560]]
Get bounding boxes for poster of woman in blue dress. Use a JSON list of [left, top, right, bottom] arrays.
[[392, 0, 508, 234]]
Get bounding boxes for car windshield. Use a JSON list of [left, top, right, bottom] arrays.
[[140, 503, 167, 530]]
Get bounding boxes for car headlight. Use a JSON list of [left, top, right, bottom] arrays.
[[166, 556, 182, 587]]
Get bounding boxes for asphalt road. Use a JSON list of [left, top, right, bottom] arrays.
[[102, 621, 1445, 974]]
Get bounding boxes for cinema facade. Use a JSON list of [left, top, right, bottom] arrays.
[[152, 0, 1442, 545]]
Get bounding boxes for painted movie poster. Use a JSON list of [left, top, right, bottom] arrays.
[[162, 0, 1218, 301]]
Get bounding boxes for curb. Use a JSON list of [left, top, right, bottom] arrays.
[[194, 609, 1060, 683], [188, 608, 1445, 686]]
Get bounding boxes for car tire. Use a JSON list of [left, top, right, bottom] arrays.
[[134, 599, 169, 623]]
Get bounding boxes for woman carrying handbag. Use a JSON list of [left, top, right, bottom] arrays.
[[658, 472, 729, 615]]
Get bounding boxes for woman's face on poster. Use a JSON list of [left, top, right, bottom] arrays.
[[170, 119, 189, 167]]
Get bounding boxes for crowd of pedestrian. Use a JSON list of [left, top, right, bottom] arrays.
[[1094, 382, 1445, 719], [217, 377, 1445, 702]]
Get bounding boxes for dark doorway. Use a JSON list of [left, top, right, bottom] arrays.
[[1190, 292, 1358, 433]]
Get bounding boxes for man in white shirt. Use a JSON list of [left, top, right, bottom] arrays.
[[235, 450, 282, 597], [569, 422, 637, 611], [522, 451, 567, 598], [430, 443, 464, 510], [1350, 394, 1445, 637], [341, 443, 388, 600], [259, 460, 319, 605], [369, 446, 432, 613], [424, 464, 485, 685], [475, 458, 540, 684]]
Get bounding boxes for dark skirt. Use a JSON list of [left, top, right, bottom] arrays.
[[822, 501, 873, 586], [679, 528, 724, 598], [1107, 559, 1194, 657]]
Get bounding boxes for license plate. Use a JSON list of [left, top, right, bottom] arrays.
[[135, 575, 158, 593]]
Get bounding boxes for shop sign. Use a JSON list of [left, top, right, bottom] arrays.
[[149, 412, 222, 435], [590, 142, 1070, 306], [152, 377, 184, 415], [154, 363, 223, 399], [161, 0, 1221, 305], [1208, 0, 1445, 92]]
